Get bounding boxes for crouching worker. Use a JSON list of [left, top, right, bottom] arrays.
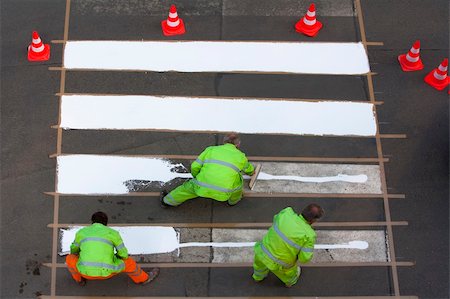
[[66, 211, 159, 286], [252, 204, 324, 287], [161, 133, 254, 207]]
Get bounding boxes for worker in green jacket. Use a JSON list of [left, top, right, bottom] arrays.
[[66, 212, 159, 286], [161, 133, 254, 207], [252, 204, 324, 287]]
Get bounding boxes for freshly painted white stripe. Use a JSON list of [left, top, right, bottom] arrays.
[[56, 155, 191, 194], [60, 95, 377, 136], [64, 41, 370, 75], [59, 226, 369, 255], [212, 229, 388, 263], [257, 172, 367, 183], [56, 155, 376, 195]]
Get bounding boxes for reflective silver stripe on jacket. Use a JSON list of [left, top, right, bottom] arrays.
[[273, 223, 302, 251], [164, 193, 179, 206], [78, 261, 124, 271], [260, 243, 293, 268], [79, 237, 113, 247], [192, 179, 242, 193], [115, 243, 126, 250], [195, 159, 240, 173], [72, 242, 80, 247], [273, 223, 314, 253]]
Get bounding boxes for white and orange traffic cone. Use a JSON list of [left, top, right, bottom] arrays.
[[27, 31, 50, 61], [424, 58, 449, 91], [295, 3, 322, 37], [161, 5, 186, 36], [398, 40, 424, 71]]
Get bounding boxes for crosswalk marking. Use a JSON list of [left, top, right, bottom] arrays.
[[59, 227, 387, 263], [64, 41, 370, 74], [56, 155, 381, 194], [60, 95, 377, 136]]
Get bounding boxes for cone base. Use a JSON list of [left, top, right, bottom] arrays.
[[28, 44, 50, 61], [398, 54, 424, 72], [295, 19, 322, 37], [424, 71, 449, 91], [161, 19, 186, 36]]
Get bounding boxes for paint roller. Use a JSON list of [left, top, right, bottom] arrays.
[[248, 164, 262, 190]]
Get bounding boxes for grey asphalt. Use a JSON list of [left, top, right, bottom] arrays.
[[1, 0, 448, 298]]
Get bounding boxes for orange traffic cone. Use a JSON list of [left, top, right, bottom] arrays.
[[295, 3, 323, 37], [424, 59, 449, 91], [398, 40, 424, 71], [27, 31, 50, 61], [161, 5, 186, 36]]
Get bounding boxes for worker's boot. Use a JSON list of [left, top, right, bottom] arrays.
[[78, 277, 87, 286], [285, 266, 301, 288], [159, 190, 172, 208], [141, 268, 160, 285]]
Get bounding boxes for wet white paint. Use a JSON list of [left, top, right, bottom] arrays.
[[56, 155, 191, 194], [56, 155, 371, 194], [254, 172, 368, 183], [64, 41, 370, 74], [59, 226, 369, 255], [60, 95, 377, 137], [60, 226, 180, 255]]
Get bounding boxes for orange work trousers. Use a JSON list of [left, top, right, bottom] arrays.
[[66, 254, 148, 284]]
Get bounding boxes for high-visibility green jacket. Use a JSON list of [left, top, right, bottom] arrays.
[[191, 143, 254, 201], [256, 207, 316, 269], [70, 223, 128, 277]]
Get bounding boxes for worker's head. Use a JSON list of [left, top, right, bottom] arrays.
[[91, 211, 108, 226], [301, 203, 324, 224], [223, 133, 241, 148]]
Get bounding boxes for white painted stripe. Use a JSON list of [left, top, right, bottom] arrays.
[[59, 226, 370, 256], [64, 41, 370, 75], [56, 155, 380, 195], [212, 229, 388, 263], [60, 95, 377, 136], [56, 155, 191, 194]]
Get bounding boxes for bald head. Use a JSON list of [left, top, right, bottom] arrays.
[[301, 203, 324, 224]]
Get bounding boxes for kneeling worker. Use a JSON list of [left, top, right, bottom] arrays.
[[252, 204, 324, 287], [161, 133, 254, 207], [66, 211, 159, 286]]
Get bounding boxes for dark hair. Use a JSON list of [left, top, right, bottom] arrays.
[[91, 211, 108, 225], [301, 204, 324, 222], [223, 133, 240, 146]]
